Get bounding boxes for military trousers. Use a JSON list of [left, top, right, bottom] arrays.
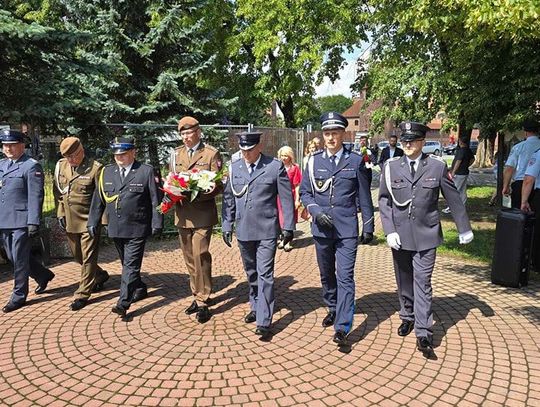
[[66, 230, 109, 300], [178, 227, 213, 305], [392, 247, 437, 339], [237, 239, 277, 328], [0, 228, 31, 305], [113, 237, 147, 310], [313, 236, 357, 334], [452, 174, 468, 205]]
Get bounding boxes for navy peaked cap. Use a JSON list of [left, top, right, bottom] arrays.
[[399, 121, 429, 141], [110, 136, 135, 155], [320, 112, 348, 130], [523, 118, 540, 133], [0, 129, 25, 144], [236, 132, 262, 150]]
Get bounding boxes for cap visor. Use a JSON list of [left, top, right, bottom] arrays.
[[238, 144, 257, 151]]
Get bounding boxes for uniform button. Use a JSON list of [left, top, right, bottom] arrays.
[[412, 195, 415, 198], [412, 216, 416, 220], [412, 206, 415, 209], [117, 215, 121, 218]]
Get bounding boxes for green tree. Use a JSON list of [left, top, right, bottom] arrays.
[[231, 0, 367, 127]]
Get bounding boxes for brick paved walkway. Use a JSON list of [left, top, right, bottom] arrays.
[[1, 219, 539, 406]]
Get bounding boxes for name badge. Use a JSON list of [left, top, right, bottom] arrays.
[[130, 183, 143, 187], [79, 176, 91, 179]]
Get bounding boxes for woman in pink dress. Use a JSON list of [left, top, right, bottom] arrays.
[[277, 146, 302, 251]]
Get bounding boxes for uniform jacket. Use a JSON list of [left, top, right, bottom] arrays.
[[222, 154, 295, 241], [378, 146, 404, 166], [378, 154, 472, 251], [0, 154, 44, 228], [54, 156, 103, 233], [300, 149, 374, 239], [170, 142, 222, 228], [88, 161, 163, 238]]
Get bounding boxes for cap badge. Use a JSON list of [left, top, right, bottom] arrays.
[[405, 122, 411, 130]]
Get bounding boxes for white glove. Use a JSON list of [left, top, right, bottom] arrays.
[[459, 230, 474, 244], [386, 232, 401, 250]]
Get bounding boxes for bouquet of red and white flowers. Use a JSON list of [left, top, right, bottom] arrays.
[[158, 168, 224, 214], [360, 146, 374, 169]]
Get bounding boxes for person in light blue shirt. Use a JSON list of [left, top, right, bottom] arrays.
[[521, 147, 540, 273], [502, 119, 540, 208]]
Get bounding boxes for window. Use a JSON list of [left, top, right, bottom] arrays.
[[354, 120, 359, 126]]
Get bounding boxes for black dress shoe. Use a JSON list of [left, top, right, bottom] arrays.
[[333, 330, 348, 346], [70, 299, 88, 311], [417, 337, 433, 354], [397, 320, 414, 337], [244, 311, 257, 323], [132, 287, 148, 302], [35, 273, 55, 294], [255, 326, 271, 338], [2, 302, 25, 313], [196, 306, 211, 323], [322, 311, 336, 328], [185, 300, 199, 315], [111, 305, 126, 317]]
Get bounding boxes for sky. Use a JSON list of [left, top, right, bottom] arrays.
[[315, 46, 369, 98]]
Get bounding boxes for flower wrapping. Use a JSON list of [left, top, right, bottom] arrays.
[[157, 168, 224, 214], [360, 146, 374, 169]]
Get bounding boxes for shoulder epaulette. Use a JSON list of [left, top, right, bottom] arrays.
[[58, 158, 67, 164], [203, 144, 218, 152], [312, 150, 324, 156], [29, 158, 38, 164], [350, 150, 362, 156], [104, 163, 115, 168], [387, 156, 401, 163]]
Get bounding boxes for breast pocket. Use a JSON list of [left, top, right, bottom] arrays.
[[128, 186, 144, 193], [8, 175, 25, 189], [77, 180, 94, 194]]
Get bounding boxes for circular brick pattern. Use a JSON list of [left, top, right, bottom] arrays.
[[1, 220, 539, 406]]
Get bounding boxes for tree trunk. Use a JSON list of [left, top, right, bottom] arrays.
[[471, 138, 493, 168], [279, 96, 295, 128]]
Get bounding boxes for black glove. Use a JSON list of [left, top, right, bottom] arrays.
[[87, 226, 97, 238], [28, 224, 39, 238], [152, 228, 162, 237], [359, 232, 374, 245], [58, 217, 66, 231], [315, 213, 333, 229], [282, 230, 294, 246], [222, 231, 232, 247]]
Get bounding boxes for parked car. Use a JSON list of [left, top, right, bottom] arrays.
[[444, 143, 457, 155], [377, 140, 403, 150], [422, 140, 443, 156]]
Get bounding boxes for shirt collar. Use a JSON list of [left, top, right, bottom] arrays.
[[406, 155, 421, 166], [325, 147, 344, 161], [119, 162, 134, 174], [186, 141, 201, 153], [245, 154, 261, 169]]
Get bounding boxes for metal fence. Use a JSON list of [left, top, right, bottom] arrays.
[[39, 124, 305, 229]]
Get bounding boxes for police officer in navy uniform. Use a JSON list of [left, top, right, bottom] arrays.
[[379, 121, 474, 356], [88, 137, 163, 319], [222, 132, 295, 339], [0, 130, 54, 312], [300, 112, 375, 347]]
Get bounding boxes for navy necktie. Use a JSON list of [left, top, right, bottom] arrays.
[[188, 148, 194, 158], [121, 167, 126, 181], [249, 163, 256, 175], [410, 161, 416, 177], [330, 155, 337, 169]]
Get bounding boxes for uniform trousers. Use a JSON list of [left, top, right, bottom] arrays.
[[392, 248, 437, 338], [511, 180, 535, 209], [237, 239, 277, 328], [0, 228, 31, 305], [66, 229, 109, 300], [178, 227, 213, 305], [313, 236, 357, 333], [113, 237, 147, 310]]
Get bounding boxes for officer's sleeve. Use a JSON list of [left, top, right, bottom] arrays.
[[378, 161, 397, 235], [504, 144, 519, 168], [53, 161, 65, 218], [299, 157, 323, 217], [525, 150, 540, 179], [197, 150, 223, 201], [221, 164, 235, 233], [277, 161, 295, 231], [27, 162, 45, 226], [440, 163, 472, 233], [357, 160, 375, 234], [87, 168, 106, 228], [147, 165, 164, 229]]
